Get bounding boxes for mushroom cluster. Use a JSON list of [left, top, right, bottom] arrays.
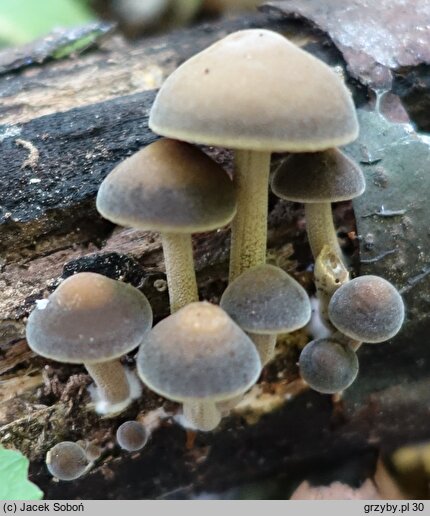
[[26, 28, 406, 475]]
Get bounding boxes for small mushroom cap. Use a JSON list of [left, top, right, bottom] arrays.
[[271, 149, 365, 203], [26, 272, 153, 364], [96, 138, 236, 233], [299, 338, 359, 394], [116, 421, 149, 451], [149, 29, 358, 152], [46, 442, 88, 481], [220, 264, 311, 334], [137, 301, 261, 402], [328, 275, 405, 343]]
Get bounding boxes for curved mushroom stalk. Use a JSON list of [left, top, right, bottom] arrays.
[[229, 150, 271, 282], [183, 400, 222, 432], [86, 361, 142, 416], [305, 203, 343, 264], [248, 332, 277, 366]]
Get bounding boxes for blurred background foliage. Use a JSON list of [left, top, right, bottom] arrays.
[[0, 0, 261, 49]]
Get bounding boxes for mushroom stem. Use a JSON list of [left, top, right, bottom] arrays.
[[248, 332, 277, 365], [85, 360, 130, 406], [161, 232, 199, 313], [305, 202, 343, 263], [183, 400, 222, 432], [229, 150, 271, 282], [314, 245, 350, 326]]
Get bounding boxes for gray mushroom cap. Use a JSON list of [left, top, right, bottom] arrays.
[[46, 442, 89, 481], [137, 301, 261, 402], [299, 338, 359, 394], [26, 272, 153, 364], [116, 421, 148, 452], [328, 275, 405, 343], [149, 29, 358, 152], [220, 264, 311, 334], [271, 148, 365, 203], [96, 138, 236, 233]]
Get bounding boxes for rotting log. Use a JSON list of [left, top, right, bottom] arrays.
[[1, 7, 430, 500]]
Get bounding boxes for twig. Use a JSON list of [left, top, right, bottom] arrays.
[[15, 138, 40, 169], [360, 249, 398, 263]]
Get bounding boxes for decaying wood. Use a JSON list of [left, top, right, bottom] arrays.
[[1, 7, 430, 500]]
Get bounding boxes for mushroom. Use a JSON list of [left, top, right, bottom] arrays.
[[116, 421, 149, 451], [328, 275, 405, 346], [46, 442, 89, 481], [136, 301, 261, 431], [149, 29, 358, 281], [26, 272, 153, 415], [96, 138, 236, 313], [220, 264, 311, 364], [271, 148, 365, 262], [299, 337, 359, 394]]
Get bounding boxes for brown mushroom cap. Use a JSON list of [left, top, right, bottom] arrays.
[[26, 272, 153, 364], [149, 29, 358, 152], [46, 442, 89, 481], [220, 264, 311, 334], [328, 275, 405, 343], [96, 138, 236, 233], [137, 301, 261, 402], [271, 149, 365, 203]]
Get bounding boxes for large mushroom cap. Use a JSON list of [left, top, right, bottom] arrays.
[[149, 29, 358, 152], [26, 272, 153, 364], [220, 264, 311, 334], [328, 275, 405, 343], [137, 301, 261, 402], [271, 149, 365, 203], [96, 138, 236, 233]]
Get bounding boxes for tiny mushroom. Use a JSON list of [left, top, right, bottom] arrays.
[[271, 148, 365, 262], [328, 275, 405, 344], [137, 301, 261, 431], [46, 442, 89, 481], [149, 29, 358, 281], [26, 272, 153, 415], [220, 264, 311, 364], [116, 420, 149, 452], [299, 337, 359, 394], [97, 138, 236, 313]]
